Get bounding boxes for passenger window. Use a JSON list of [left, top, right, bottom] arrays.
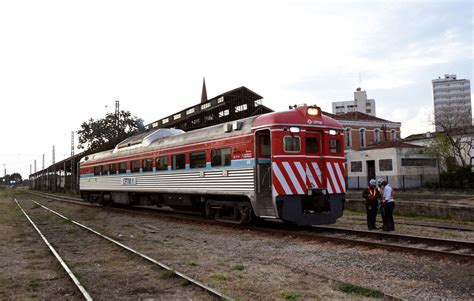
[[142, 158, 153, 172], [118, 162, 127, 174], [94, 166, 102, 176], [260, 135, 271, 156], [190, 151, 206, 168], [306, 137, 319, 153], [330, 138, 341, 153], [156, 156, 168, 171], [284, 136, 301, 152], [211, 148, 231, 167], [102, 164, 110, 175], [131, 160, 140, 173], [172, 154, 186, 170], [110, 163, 117, 175]]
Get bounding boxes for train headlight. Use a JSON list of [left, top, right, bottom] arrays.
[[307, 107, 320, 116], [289, 127, 300, 133], [329, 129, 337, 135]]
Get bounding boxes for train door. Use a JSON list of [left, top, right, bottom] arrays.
[[255, 129, 276, 217], [367, 160, 375, 183], [305, 131, 324, 190]]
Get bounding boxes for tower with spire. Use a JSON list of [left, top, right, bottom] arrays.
[[201, 77, 208, 103]]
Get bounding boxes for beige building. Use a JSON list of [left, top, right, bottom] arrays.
[[332, 88, 376, 116]]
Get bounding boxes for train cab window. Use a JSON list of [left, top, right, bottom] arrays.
[[110, 163, 117, 175], [94, 166, 102, 176], [172, 154, 186, 170], [306, 137, 319, 153], [329, 138, 341, 153], [190, 151, 206, 168], [131, 160, 140, 173], [260, 135, 271, 156], [118, 162, 127, 174], [142, 158, 153, 172], [156, 156, 168, 171], [211, 148, 231, 167], [102, 164, 110, 175], [284, 136, 301, 152]]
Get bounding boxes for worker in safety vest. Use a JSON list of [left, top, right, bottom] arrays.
[[362, 179, 380, 230]]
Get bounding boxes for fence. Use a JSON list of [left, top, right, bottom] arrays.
[[347, 174, 441, 191]]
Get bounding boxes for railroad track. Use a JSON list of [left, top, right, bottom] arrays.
[[341, 215, 474, 232], [14, 196, 231, 300], [27, 190, 474, 263]]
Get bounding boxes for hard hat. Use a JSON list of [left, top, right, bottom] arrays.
[[377, 178, 384, 185], [369, 179, 376, 186]]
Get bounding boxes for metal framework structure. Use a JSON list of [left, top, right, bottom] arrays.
[[145, 86, 273, 132]]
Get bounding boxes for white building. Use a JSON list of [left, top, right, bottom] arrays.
[[432, 74, 471, 132], [346, 141, 439, 189], [332, 88, 376, 116]]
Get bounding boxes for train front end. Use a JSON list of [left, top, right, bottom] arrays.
[[253, 105, 345, 226]]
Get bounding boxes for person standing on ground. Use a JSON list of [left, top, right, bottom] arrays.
[[362, 179, 380, 230], [380, 180, 395, 231], [377, 178, 385, 230]]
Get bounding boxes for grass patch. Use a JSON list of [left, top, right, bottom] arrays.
[[189, 262, 199, 267], [231, 264, 245, 271], [159, 270, 176, 279], [336, 283, 384, 298], [276, 290, 301, 300], [210, 273, 231, 281]]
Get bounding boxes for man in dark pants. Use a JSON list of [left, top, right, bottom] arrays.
[[380, 180, 395, 231], [362, 179, 380, 230]]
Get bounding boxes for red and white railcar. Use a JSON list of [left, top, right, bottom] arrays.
[[79, 105, 345, 226]]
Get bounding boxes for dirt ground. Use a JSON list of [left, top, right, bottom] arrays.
[[2, 190, 474, 300]]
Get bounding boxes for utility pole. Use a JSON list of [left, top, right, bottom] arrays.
[[42, 154, 45, 170], [115, 100, 120, 141], [70, 131, 75, 193], [30, 164, 32, 175], [34, 160, 37, 173], [71, 131, 75, 156], [52, 145, 55, 164]]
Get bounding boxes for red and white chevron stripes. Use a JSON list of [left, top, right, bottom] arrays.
[[272, 160, 345, 195]]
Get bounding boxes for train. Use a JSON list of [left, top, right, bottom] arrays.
[[79, 105, 346, 226]]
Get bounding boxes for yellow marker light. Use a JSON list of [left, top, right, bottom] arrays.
[[307, 107, 320, 116]]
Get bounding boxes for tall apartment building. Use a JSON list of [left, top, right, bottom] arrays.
[[332, 87, 376, 116], [432, 74, 471, 132]]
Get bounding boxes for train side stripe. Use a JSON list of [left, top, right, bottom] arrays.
[[294, 162, 308, 189], [282, 162, 304, 194], [305, 163, 318, 188], [272, 163, 293, 195], [334, 162, 346, 193], [325, 162, 338, 193], [330, 162, 343, 193], [311, 162, 323, 186]]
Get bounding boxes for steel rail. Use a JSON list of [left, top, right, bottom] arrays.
[[14, 199, 93, 301], [30, 199, 232, 301]]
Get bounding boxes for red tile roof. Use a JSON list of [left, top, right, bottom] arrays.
[[363, 141, 422, 150], [323, 111, 398, 123]]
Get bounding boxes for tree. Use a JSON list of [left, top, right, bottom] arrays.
[[77, 110, 144, 151], [428, 106, 473, 171], [0, 173, 22, 185]]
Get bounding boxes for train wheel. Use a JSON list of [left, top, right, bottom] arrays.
[[240, 204, 253, 225]]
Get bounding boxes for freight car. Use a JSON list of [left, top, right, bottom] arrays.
[[79, 105, 346, 226]]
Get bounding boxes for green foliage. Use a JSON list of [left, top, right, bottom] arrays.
[[159, 270, 176, 279], [232, 264, 245, 271], [276, 291, 301, 300], [0, 173, 22, 185], [336, 283, 384, 298], [210, 273, 231, 281], [77, 110, 144, 151]]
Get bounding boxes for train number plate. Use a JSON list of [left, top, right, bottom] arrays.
[[121, 177, 137, 186]]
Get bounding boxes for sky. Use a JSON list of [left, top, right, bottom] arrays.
[[0, 0, 472, 179]]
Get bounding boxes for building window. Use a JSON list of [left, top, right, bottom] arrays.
[[345, 128, 352, 147], [235, 104, 248, 113], [366, 109, 371, 113], [156, 156, 168, 171], [173, 113, 181, 120], [360, 129, 366, 147], [351, 161, 362, 172], [162, 118, 169, 124], [217, 96, 224, 103], [219, 109, 229, 117], [186, 108, 195, 115], [142, 158, 153, 172], [374, 129, 380, 143], [379, 159, 393, 171], [391, 130, 397, 141], [110, 163, 117, 175], [254, 100, 262, 107], [329, 138, 341, 153], [172, 154, 186, 170], [118, 162, 127, 174], [211, 148, 231, 167], [306, 137, 319, 153], [131, 160, 140, 173], [102, 164, 110, 175], [201, 102, 211, 110], [190, 151, 206, 168], [284, 136, 301, 152]]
